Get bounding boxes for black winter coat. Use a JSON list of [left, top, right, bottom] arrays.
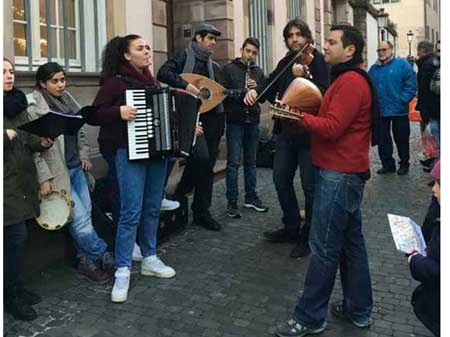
[[256, 49, 329, 144], [410, 224, 440, 336], [416, 53, 440, 122], [221, 58, 266, 124], [157, 50, 224, 115], [4, 89, 45, 226]]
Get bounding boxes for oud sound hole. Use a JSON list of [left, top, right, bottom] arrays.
[[199, 88, 211, 100]]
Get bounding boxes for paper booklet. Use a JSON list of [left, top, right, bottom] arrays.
[[387, 214, 427, 256]]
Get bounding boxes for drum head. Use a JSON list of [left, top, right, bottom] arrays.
[[36, 190, 73, 231]]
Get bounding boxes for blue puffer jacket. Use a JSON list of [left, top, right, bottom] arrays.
[[369, 57, 417, 117]]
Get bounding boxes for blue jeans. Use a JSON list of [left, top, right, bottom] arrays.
[[226, 123, 259, 201], [428, 119, 440, 149], [294, 168, 372, 327], [115, 149, 167, 268], [68, 166, 108, 261]]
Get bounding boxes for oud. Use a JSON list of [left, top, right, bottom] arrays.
[[180, 73, 247, 113]]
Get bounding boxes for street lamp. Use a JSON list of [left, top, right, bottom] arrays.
[[406, 30, 414, 57], [377, 8, 389, 41]]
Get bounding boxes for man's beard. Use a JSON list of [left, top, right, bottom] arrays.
[[289, 43, 304, 52]]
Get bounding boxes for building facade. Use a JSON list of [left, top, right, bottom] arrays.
[[371, 0, 440, 58]]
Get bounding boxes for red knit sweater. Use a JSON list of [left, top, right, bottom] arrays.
[[299, 71, 372, 173]]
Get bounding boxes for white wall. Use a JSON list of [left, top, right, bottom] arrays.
[[125, 0, 154, 71], [366, 12, 378, 68], [271, 0, 288, 70]]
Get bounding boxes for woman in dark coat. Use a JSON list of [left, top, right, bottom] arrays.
[[409, 160, 440, 336], [3, 58, 52, 321]]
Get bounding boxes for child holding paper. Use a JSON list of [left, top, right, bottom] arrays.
[[408, 160, 440, 336]]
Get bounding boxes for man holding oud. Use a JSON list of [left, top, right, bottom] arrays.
[[221, 37, 268, 219], [157, 23, 224, 231], [244, 19, 329, 258]]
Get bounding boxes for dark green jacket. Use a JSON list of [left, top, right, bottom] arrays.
[[4, 110, 45, 226]]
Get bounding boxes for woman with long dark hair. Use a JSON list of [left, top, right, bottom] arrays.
[[27, 62, 114, 284], [91, 35, 176, 303], [3, 58, 51, 321]]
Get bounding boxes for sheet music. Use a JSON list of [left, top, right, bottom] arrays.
[[387, 214, 427, 256]]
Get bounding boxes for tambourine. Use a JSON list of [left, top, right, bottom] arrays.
[[36, 189, 75, 231]]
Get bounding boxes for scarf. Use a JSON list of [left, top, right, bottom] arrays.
[[118, 62, 160, 88], [4, 87, 28, 118], [40, 89, 81, 116], [330, 59, 381, 146], [183, 42, 215, 81]]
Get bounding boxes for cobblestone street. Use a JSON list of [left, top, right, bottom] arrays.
[[4, 124, 434, 337]]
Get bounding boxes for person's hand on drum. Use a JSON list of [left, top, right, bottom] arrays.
[[40, 137, 54, 148], [6, 129, 17, 141], [120, 105, 137, 121], [81, 159, 92, 171], [244, 89, 258, 106], [195, 122, 204, 136], [40, 180, 55, 196]]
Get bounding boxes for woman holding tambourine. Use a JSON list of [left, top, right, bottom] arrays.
[[3, 58, 52, 321], [26, 62, 114, 284]]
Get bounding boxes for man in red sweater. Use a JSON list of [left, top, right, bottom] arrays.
[[276, 25, 375, 337]]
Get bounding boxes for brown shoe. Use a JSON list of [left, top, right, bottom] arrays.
[[77, 256, 110, 284]]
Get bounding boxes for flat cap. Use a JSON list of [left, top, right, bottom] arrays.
[[194, 23, 221, 37]]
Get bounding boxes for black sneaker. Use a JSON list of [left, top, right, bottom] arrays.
[[227, 201, 241, 219], [397, 165, 409, 175], [77, 256, 110, 284], [244, 196, 268, 212], [290, 241, 310, 258], [263, 228, 297, 243], [17, 287, 42, 305], [376, 167, 396, 174], [193, 213, 221, 231], [330, 301, 372, 328], [276, 318, 326, 337], [5, 289, 37, 321]]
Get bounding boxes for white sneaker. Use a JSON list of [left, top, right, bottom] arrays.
[[160, 198, 180, 211], [141, 255, 176, 278], [111, 267, 130, 303], [132, 243, 143, 262]]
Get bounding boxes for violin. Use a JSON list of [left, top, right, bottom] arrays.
[[256, 42, 315, 102], [292, 43, 315, 79]]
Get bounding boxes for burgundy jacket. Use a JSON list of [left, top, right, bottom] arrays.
[[91, 64, 159, 155]]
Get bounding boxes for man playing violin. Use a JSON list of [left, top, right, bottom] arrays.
[[157, 23, 224, 231], [244, 19, 329, 258]]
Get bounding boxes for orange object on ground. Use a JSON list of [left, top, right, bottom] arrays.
[[409, 97, 422, 122]]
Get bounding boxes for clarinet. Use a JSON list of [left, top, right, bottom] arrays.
[[243, 61, 252, 121]]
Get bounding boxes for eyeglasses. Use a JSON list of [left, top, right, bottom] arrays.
[[376, 48, 390, 53]]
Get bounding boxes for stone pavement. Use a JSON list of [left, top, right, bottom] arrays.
[[4, 124, 435, 337]]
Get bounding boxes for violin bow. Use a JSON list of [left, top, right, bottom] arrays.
[[255, 43, 312, 103]]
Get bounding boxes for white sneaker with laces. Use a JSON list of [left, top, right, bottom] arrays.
[[132, 243, 143, 262], [160, 198, 180, 211], [111, 267, 130, 303], [141, 255, 176, 278]]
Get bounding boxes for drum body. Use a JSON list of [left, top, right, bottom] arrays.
[[36, 190, 74, 230]]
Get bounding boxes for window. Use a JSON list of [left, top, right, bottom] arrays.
[[373, 0, 400, 3], [12, 0, 106, 72]]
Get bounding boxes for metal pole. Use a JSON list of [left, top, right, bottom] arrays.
[[408, 41, 412, 57]]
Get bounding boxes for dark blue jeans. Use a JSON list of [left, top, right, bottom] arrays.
[[378, 115, 410, 169], [294, 168, 372, 328], [272, 130, 314, 240], [226, 122, 259, 202]]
